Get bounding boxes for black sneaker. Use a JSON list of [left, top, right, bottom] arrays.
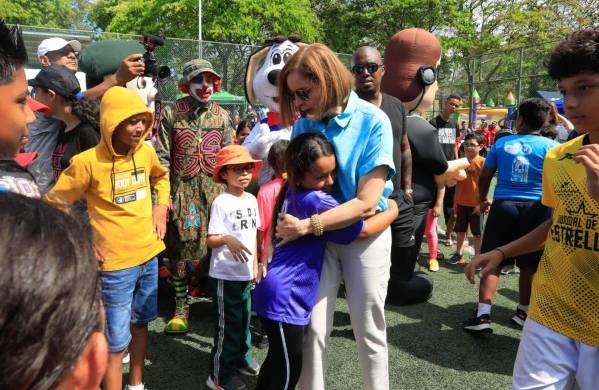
[[448, 253, 465, 265], [511, 308, 527, 327], [237, 360, 260, 376], [462, 311, 493, 333], [206, 375, 246, 390]]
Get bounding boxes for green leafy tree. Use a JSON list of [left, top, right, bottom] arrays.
[[0, 0, 91, 29]]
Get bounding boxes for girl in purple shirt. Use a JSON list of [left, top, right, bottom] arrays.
[[253, 133, 397, 390]]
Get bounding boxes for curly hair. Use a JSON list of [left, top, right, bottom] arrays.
[[73, 97, 100, 132], [546, 27, 599, 80]]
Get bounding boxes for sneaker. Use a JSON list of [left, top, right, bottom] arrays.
[[463, 311, 493, 333], [124, 384, 145, 390], [237, 360, 260, 376], [511, 308, 527, 327], [501, 264, 520, 275], [187, 287, 212, 304], [448, 253, 465, 265], [164, 298, 189, 335], [428, 258, 439, 272], [206, 375, 246, 390], [258, 333, 269, 349], [444, 238, 454, 246], [122, 350, 130, 364]]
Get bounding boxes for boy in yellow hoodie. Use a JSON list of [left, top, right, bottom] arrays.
[[45, 86, 170, 390]]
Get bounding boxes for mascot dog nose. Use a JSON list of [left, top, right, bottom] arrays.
[[268, 69, 281, 86]]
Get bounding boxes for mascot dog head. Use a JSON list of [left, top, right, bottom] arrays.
[[245, 35, 305, 113]]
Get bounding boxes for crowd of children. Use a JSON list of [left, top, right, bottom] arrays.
[[0, 18, 598, 390]]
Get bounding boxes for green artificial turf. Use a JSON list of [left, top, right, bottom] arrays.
[[132, 180, 523, 389]]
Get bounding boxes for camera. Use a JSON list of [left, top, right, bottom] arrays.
[[139, 33, 171, 80]]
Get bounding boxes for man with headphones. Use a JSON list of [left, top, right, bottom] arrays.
[[381, 28, 468, 302]]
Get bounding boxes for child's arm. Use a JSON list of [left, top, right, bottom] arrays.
[[44, 156, 90, 207], [207, 235, 252, 262], [359, 198, 399, 239], [432, 177, 445, 218], [150, 151, 171, 239], [465, 217, 552, 284], [478, 167, 495, 213], [574, 144, 599, 202]]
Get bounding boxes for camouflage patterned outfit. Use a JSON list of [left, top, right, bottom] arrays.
[[155, 96, 235, 280]]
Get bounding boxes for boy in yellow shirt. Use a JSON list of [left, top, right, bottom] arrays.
[[46, 86, 170, 390], [466, 28, 599, 388]]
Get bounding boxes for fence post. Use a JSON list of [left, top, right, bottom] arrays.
[[516, 47, 524, 105]]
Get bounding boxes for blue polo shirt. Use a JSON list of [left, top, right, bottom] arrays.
[[291, 91, 395, 210]]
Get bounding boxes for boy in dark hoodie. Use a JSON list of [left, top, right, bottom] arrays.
[[46, 86, 170, 390]]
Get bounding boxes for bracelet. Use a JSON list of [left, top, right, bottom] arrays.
[[494, 247, 506, 260], [310, 214, 324, 237]]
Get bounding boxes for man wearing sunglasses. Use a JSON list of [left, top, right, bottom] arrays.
[[353, 46, 424, 305], [26, 37, 144, 193]]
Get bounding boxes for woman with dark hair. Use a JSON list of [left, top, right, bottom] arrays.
[[0, 192, 107, 390], [276, 43, 395, 390], [30, 64, 100, 181]]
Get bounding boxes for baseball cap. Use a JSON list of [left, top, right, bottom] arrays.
[[183, 59, 221, 83], [28, 65, 83, 101], [37, 37, 82, 57], [212, 145, 262, 183]]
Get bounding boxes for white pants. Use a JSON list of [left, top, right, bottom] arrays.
[[298, 228, 391, 390], [513, 319, 599, 390]]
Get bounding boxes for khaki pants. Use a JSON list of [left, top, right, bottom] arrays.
[[298, 228, 391, 390]]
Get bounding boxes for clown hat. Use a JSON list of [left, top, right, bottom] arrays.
[[212, 145, 262, 183]]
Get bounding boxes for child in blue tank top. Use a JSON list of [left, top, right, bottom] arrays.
[[253, 132, 397, 390]]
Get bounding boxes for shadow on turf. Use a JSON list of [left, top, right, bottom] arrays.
[[386, 302, 520, 375]]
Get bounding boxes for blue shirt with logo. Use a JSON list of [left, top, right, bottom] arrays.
[[291, 91, 395, 211], [485, 134, 558, 201]]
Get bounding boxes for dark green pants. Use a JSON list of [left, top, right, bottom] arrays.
[[209, 278, 253, 385]]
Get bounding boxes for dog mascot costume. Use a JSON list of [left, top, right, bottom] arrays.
[[242, 35, 304, 185], [154, 59, 235, 334], [382, 28, 468, 306]]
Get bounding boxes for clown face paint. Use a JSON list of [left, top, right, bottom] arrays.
[[189, 73, 215, 103]]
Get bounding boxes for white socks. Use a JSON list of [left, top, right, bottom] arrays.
[[477, 303, 492, 317], [517, 304, 529, 313]]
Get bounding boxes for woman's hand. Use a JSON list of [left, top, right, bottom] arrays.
[[152, 204, 169, 239], [465, 249, 504, 284], [223, 236, 252, 262], [275, 214, 310, 246]]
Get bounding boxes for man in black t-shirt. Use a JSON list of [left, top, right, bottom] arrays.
[[430, 94, 462, 245], [354, 46, 440, 306]]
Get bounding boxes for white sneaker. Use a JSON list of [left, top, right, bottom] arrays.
[[122, 351, 130, 364], [124, 384, 145, 390]]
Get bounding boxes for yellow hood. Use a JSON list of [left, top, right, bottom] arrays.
[[100, 86, 154, 156]]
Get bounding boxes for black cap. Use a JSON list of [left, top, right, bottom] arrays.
[[29, 65, 82, 101]]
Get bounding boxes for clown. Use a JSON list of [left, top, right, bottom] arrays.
[[242, 35, 304, 185], [154, 59, 235, 334], [382, 28, 468, 306]]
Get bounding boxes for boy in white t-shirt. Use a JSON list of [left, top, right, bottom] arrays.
[[206, 145, 263, 390]]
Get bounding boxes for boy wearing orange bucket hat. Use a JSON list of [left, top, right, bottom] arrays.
[[206, 145, 262, 390]]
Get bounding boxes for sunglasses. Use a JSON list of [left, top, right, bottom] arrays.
[[227, 163, 255, 174], [287, 87, 312, 102], [47, 46, 78, 57], [351, 63, 383, 75]]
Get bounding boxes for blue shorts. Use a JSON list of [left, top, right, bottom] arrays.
[[101, 257, 158, 352]]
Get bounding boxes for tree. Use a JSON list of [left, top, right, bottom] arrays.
[[89, 0, 322, 45], [0, 0, 91, 29]]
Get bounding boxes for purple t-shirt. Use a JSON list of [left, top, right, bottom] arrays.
[[253, 188, 363, 325]]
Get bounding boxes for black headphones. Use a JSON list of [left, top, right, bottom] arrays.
[[417, 65, 437, 86]]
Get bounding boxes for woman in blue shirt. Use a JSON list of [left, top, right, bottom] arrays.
[[275, 43, 395, 390]]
